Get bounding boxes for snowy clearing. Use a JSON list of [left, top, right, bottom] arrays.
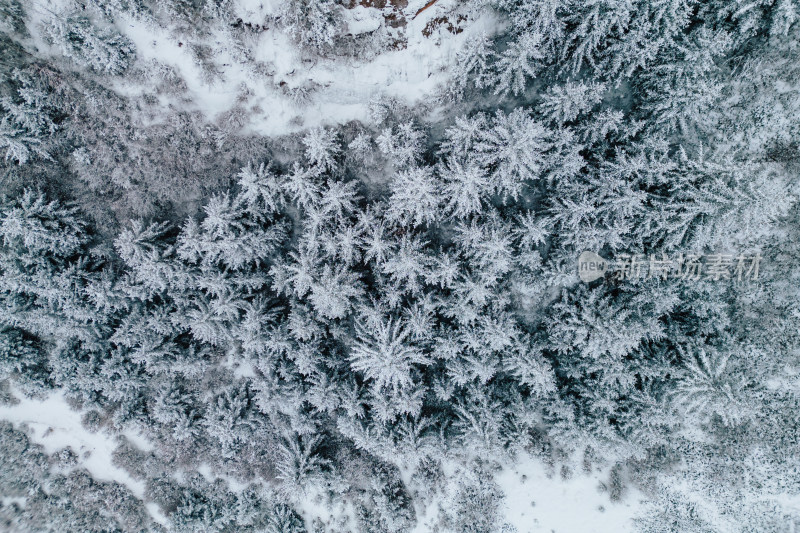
[[111, 0, 499, 135]]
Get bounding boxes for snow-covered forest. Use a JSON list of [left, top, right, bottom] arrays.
[[1, 0, 799, 531]]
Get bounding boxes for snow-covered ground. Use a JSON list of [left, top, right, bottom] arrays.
[[0, 391, 167, 525], [497, 457, 642, 533], [0, 391, 642, 532], [405, 456, 642, 533], [22, 0, 495, 137], [111, 0, 498, 134]]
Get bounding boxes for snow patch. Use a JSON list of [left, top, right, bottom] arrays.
[[231, 0, 279, 22], [497, 456, 642, 533], [111, 6, 500, 135], [197, 462, 251, 493], [406, 453, 644, 532], [343, 7, 384, 36], [0, 390, 167, 525]]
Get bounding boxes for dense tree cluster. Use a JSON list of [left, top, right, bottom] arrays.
[[1, 0, 799, 531]]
